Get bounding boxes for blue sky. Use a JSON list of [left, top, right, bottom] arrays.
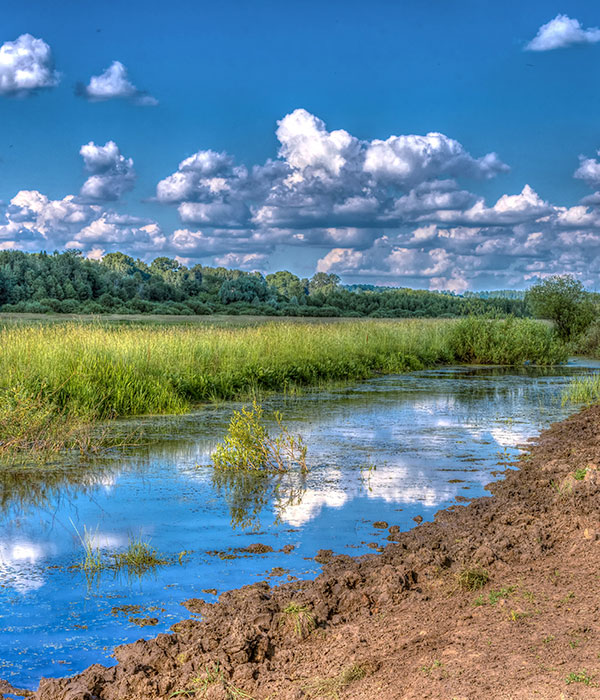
[[2, 0, 600, 290]]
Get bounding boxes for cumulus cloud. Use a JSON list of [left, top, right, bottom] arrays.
[[77, 61, 158, 105], [214, 252, 268, 270], [156, 108, 508, 234], [0, 34, 59, 96], [79, 141, 136, 201], [526, 15, 600, 51]]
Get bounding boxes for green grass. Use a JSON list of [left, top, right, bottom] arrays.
[[280, 602, 316, 638], [74, 529, 169, 579], [0, 317, 566, 457], [563, 373, 600, 406], [457, 566, 490, 591]]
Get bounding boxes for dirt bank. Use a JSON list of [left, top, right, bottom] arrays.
[[19, 405, 600, 699]]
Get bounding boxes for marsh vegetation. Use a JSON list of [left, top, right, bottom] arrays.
[[0, 316, 567, 459]]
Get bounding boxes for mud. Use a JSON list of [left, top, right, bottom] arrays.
[[19, 405, 600, 698]]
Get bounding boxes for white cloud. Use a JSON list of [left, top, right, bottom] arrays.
[[363, 133, 507, 185], [575, 151, 600, 187], [0, 34, 59, 95], [78, 60, 158, 105], [79, 141, 136, 201], [214, 252, 268, 270], [156, 109, 508, 233], [526, 14, 600, 51]]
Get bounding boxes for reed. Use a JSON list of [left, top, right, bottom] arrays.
[[0, 317, 566, 457]]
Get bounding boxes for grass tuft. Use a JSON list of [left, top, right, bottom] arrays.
[[457, 566, 489, 591]]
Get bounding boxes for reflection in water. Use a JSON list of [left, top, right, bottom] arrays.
[[1, 362, 600, 689], [211, 466, 307, 531]]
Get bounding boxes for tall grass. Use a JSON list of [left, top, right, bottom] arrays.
[[563, 373, 600, 406], [0, 317, 566, 456]]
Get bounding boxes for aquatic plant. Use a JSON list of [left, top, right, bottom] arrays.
[[73, 528, 169, 579], [211, 401, 307, 473], [563, 373, 600, 406]]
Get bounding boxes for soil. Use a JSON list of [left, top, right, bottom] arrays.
[[14, 405, 600, 699]]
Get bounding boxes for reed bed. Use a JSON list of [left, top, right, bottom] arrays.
[[0, 317, 566, 456]]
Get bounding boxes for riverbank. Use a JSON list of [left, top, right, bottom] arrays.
[[18, 402, 600, 699]]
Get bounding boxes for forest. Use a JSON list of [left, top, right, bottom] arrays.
[[0, 250, 528, 318]]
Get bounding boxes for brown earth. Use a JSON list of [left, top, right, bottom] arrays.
[[16, 405, 600, 699]]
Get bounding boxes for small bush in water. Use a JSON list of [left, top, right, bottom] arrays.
[[211, 400, 307, 473]]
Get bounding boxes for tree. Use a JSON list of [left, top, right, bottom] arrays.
[[525, 275, 595, 341], [266, 270, 307, 301], [308, 272, 340, 294]]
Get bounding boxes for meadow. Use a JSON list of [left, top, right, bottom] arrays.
[[0, 316, 567, 456]]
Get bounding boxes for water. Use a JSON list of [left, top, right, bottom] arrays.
[[0, 361, 598, 689]]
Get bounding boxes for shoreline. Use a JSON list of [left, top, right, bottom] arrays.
[[9, 403, 600, 699]]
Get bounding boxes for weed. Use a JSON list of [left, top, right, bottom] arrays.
[[573, 468, 588, 481], [457, 566, 489, 591], [280, 602, 315, 638], [473, 586, 514, 606], [565, 670, 593, 686]]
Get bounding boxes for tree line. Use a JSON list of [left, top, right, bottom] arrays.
[[0, 249, 532, 318]]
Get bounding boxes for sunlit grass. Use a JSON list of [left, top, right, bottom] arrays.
[[0, 317, 566, 457]]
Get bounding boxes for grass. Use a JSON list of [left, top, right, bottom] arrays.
[[563, 373, 600, 406], [280, 602, 316, 638], [456, 566, 490, 591], [0, 316, 566, 457], [74, 528, 169, 579], [474, 586, 515, 606], [304, 664, 368, 698], [565, 670, 593, 686], [170, 662, 254, 698]]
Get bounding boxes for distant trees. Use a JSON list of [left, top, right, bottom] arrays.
[[526, 275, 595, 341], [0, 249, 534, 319]]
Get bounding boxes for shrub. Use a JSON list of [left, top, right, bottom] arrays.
[[526, 275, 595, 342]]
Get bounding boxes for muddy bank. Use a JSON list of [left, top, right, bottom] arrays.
[[20, 405, 600, 699]]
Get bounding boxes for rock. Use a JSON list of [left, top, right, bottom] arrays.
[[413, 515, 423, 524], [373, 521, 388, 529]]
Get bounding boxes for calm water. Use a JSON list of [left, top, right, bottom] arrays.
[[0, 361, 598, 689]]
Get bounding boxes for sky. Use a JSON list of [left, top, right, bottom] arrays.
[[2, 0, 600, 291]]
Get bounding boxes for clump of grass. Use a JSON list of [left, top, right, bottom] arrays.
[[457, 566, 489, 591], [573, 467, 588, 481], [211, 400, 307, 473], [112, 537, 168, 576], [563, 373, 600, 406], [74, 527, 169, 579], [280, 602, 315, 638], [170, 662, 254, 698], [74, 524, 103, 573], [304, 664, 368, 698]]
